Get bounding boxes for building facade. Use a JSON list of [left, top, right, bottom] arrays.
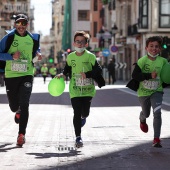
[[115, 0, 170, 81], [51, 0, 65, 64], [51, 0, 170, 82], [0, 0, 34, 39]]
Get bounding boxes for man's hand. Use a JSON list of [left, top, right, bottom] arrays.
[[55, 73, 66, 80], [36, 52, 42, 60], [33, 52, 42, 63], [12, 51, 20, 60]]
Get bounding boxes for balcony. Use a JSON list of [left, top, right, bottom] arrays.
[[1, 2, 28, 13]]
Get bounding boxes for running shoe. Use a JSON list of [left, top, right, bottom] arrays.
[[75, 136, 83, 148], [140, 121, 148, 133], [16, 134, 25, 147], [81, 118, 86, 127], [152, 138, 162, 148]]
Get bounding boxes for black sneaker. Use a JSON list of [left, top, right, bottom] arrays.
[[81, 118, 86, 127], [75, 136, 83, 148]]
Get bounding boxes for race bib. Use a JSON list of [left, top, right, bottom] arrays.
[[75, 74, 93, 86], [11, 60, 28, 72], [142, 79, 159, 90]]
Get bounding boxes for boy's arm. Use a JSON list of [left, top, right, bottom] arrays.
[[132, 63, 152, 82], [85, 60, 102, 78], [63, 62, 71, 78]]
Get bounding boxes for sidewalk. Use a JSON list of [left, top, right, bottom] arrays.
[[0, 77, 170, 170]]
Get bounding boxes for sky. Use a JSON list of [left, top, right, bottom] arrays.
[[31, 0, 52, 36]]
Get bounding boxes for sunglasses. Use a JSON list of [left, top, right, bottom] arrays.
[[74, 40, 87, 45], [15, 21, 27, 26]]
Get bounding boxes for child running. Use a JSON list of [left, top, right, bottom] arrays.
[[127, 36, 168, 148], [56, 31, 105, 148]]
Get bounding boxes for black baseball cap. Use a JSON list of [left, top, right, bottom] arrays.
[[15, 14, 29, 22]]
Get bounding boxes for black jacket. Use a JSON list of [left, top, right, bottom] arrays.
[[126, 63, 170, 91], [63, 60, 105, 88]]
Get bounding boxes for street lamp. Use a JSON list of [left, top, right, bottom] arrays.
[[97, 28, 112, 72], [11, 14, 16, 29], [111, 24, 118, 45], [97, 28, 105, 48]]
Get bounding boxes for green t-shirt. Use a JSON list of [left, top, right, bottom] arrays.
[[49, 67, 57, 76], [137, 55, 168, 97], [41, 66, 48, 75], [67, 50, 96, 98], [5, 34, 34, 78]]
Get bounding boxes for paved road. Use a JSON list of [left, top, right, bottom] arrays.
[[0, 77, 170, 170]]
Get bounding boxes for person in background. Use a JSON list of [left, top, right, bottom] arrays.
[[0, 68, 5, 87], [41, 63, 48, 84], [33, 67, 37, 76], [56, 31, 105, 148], [126, 36, 168, 148], [107, 58, 116, 84], [49, 64, 57, 79], [0, 14, 42, 146]]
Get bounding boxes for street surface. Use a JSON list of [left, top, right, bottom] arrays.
[[0, 77, 170, 170]]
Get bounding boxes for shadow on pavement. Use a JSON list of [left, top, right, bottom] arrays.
[[0, 143, 20, 152], [27, 149, 81, 159], [32, 138, 170, 170]]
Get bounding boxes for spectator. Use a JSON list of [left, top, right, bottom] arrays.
[[107, 58, 116, 84]]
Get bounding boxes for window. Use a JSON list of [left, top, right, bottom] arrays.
[[78, 10, 90, 21], [94, 0, 98, 11], [108, 0, 116, 10], [159, 0, 170, 28], [138, 0, 148, 29], [93, 22, 97, 37]]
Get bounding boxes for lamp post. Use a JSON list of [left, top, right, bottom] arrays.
[[110, 23, 118, 62], [111, 24, 118, 45], [97, 28, 105, 49], [110, 24, 118, 84]]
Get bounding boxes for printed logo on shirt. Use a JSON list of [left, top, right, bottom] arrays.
[[24, 82, 32, 88], [71, 60, 76, 67], [144, 64, 150, 72], [12, 40, 19, 47], [82, 62, 89, 65], [25, 42, 32, 46]]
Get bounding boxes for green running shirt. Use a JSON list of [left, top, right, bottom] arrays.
[[41, 67, 48, 75], [67, 50, 96, 98], [137, 55, 168, 97], [49, 67, 57, 76], [5, 34, 34, 78]]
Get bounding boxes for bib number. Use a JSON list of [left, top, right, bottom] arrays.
[[142, 79, 159, 90], [75, 74, 93, 86], [11, 61, 27, 72]]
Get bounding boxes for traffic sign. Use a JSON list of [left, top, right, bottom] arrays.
[[102, 49, 110, 57], [110, 45, 118, 54], [115, 62, 127, 69]]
